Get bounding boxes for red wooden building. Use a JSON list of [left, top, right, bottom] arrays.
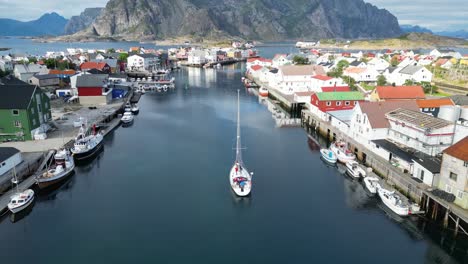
[[310, 92, 365, 112]]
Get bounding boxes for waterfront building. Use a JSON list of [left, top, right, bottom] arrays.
[[0, 147, 22, 177], [275, 65, 325, 94], [91, 59, 119, 73], [0, 84, 51, 141], [385, 108, 455, 156], [127, 54, 159, 71], [437, 136, 468, 209], [309, 91, 364, 122], [76, 74, 112, 105], [272, 54, 290, 68], [247, 57, 273, 68], [310, 75, 346, 92], [0, 57, 13, 72], [187, 50, 207, 66], [416, 98, 455, 117], [370, 85, 425, 101]]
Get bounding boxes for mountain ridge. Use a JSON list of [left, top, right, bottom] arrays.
[[0, 13, 68, 36]]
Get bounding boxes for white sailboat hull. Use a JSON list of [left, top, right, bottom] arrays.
[[230, 164, 252, 197]]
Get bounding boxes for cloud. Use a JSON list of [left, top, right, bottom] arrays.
[[0, 0, 466, 31], [366, 0, 468, 31]]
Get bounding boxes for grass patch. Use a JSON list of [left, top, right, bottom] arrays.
[[361, 83, 375, 91]]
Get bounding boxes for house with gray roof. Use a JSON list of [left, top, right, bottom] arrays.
[[385, 64, 433, 86], [13, 64, 49, 82], [76, 74, 112, 105]]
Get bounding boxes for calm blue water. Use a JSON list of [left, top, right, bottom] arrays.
[[0, 46, 467, 263]]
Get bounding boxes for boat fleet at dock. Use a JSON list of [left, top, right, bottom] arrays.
[[320, 140, 421, 217]]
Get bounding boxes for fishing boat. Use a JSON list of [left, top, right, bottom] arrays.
[[330, 141, 356, 163], [377, 187, 410, 216], [70, 123, 104, 162], [131, 105, 139, 114], [230, 90, 253, 197], [345, 161, 366, 179], [121, 112, 134, 124], [8, 167, 34, 214], [259, 87, 269, 97], [320, 148, 337, 164], [363, 177, 380, 194], [36, 149, 75, 189]]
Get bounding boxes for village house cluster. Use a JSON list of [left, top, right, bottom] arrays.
[[246, 48, 468, 210]]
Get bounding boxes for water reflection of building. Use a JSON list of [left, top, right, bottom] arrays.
[[204, 68, 217, 85], [186, 67, 203, 87], [307, 135, 321, 152]]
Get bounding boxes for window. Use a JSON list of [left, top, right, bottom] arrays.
[[336, 101, 341, 106], [45, 102, 49, 108], [449, 172, 457, 181], [345, 101, 350, 106], [363, 116, 367, 124], [31, 108, 34, 114], [446, 185, 452, 193], [464, 161, 468, 167], [354, 101, 357, 105], [420, 170, 424, 181], [457, 190, 464, 200], [430, 108, 435, 111], [14, 120, 21, 128], [12, 109, 19, 116], [423, 108, 429, 111], [32, 119, 36, 126], [326, 101, 331, 106]]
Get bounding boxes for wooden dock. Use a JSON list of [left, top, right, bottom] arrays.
[[0, 150, 54, 215]]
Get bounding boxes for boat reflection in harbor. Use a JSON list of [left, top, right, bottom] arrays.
[[74, 146, 104, 173], [9, 200, 35, 223], [342, 176, 376, 210], [230, 190, 252, 207]]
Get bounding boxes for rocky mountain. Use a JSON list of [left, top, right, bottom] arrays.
[[0, 13, 68, 36], [82, 0, 401, 41], [64, 8, 104, 35], [400, 25, 433, 34]]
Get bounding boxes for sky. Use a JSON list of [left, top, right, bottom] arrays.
[[0, 0, 466, 32]]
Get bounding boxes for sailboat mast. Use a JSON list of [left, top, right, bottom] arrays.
[[13, 165, 19, 193], [236, 90, 241, 162]]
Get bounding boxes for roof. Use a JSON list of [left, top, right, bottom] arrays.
[[86, 68, 106, 75], [344, 67, 367, 74], [416, 98, 454, 108], [446, 95, 468, 106], [312, 75, 333, 81], [279, 65, 325, 76], [76, 74, 108, 88], [386, 66, 399, 74], [14, 64, 46, 74], [251, 65, 263, 71], [80, 62, 108, 70], [0, 84, 37, 109], [130, 54, 158, 59], [443, 136, 468, 161], [0, 75, 27, 85], [399, 65, 424, 75], [30, 74, 59, 80], [248, 57, 272, 63], [321, 86, 350, 92], [0, 147, 20, 162], [273, 54, 287, 60], [328, 109, 354, 123], [91, 59, 118, 68], [49, 69, 76, 75], [386, 108, 453, 130], [349, 61, 364, 67], [295, 91, 315, 97], [436, 58, 450, 65], [372, 139, 441, 172], [375, 86, 425, 100], [315, 91, 364, 101], [358, 101, 419, 129]]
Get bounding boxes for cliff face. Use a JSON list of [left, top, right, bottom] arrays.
[[64, 8, 103, 35], [86, 0, 401, 40]]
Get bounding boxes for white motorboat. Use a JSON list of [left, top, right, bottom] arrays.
[[320, 148, 337, 164], [70, 123, 104, 162], [330, 141, 356, 163], [131, 105, 139, 114], [364, 177, 380, 194], [346, 161, 366, 179], [377, 187, 410, 216], [36, 149, 75, 189], [230, 90, 253, 197], [124, 103, 132, 112], [8, 167, 34, 214], [259, 87, 269, 97], [121, 112, 134, 124]]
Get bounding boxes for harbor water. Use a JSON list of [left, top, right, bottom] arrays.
[[0, 43, 467, 263]]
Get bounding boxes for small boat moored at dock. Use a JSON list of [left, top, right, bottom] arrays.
[[377, 187, 410, 216], [121, 112, 134, 125], [345, 161, 366, 179], [259, 87, 269, 97], [320, 148, 337, 164], [36, 149, 75, 189], [131, 105, 139, 114], [8, 167, 34, 214], [71, 124, 104, 162], [330, 141, 356, 163], [363, 177, 380, 194]]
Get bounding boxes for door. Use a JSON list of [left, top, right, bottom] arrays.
[[35, 94, 43, 124], [389, 153, 393, 162]]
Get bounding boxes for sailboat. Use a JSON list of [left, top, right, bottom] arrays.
[[8, 166, 35, 214], [230, 90, 253, 197]]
